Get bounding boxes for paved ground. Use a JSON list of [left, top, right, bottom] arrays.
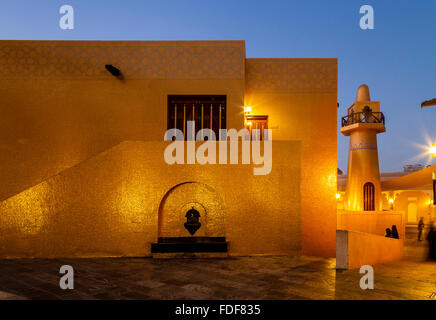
[[0, 241, 434, 300]]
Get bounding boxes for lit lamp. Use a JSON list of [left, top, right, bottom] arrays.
[[430, 144, 436, 157], [336, 193, 341, 200], [389, 198, 394, 210], [244, 107, 253, 138], [244, 106, 252, 128]]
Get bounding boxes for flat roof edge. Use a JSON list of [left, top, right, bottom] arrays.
[[246, 58, 337, 61], [0, 40, 246, 45]]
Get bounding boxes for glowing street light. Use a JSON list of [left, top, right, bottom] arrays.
[[430, 144, 436, 157]]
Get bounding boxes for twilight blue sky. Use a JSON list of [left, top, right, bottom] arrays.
[[1, 0, 435, 172]]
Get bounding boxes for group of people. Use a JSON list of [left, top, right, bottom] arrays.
[[418, 217, 436, 261], [384, 225, 400, 239]]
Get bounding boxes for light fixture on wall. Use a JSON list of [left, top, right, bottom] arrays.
[[336, 193, 341, 199], [389, 198, 394, 210], [244, 106, 252, 127], [105, 64, 122, 78]]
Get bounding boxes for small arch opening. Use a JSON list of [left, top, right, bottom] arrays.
[[363, 182, 375, 211]]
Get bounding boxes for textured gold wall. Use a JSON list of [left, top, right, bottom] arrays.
[[245, 58, 338, 257], [337, 230, 403, 270], [393, 191, 432, 224], [0, 141, 301, 258], [337, 210, 406, 239], [0, 42, 337, 258], [0, 41, 245, 201]]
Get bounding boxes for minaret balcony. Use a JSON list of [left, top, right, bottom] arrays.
[[340, 111, 385, 136]]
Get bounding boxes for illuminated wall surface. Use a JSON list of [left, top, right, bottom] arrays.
[[345, 130, 382, 211], [385, 191, 432, 224], [0, 41, 337, 258]]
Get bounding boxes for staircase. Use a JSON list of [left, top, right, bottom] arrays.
[[405, 224, 417, 240]]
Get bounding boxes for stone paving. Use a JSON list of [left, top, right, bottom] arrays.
[[0, 242, 434, 300]]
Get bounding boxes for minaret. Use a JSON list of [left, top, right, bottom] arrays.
[[341, 85, 385, 211]]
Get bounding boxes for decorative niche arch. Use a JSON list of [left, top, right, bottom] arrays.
[[157, 182, 226, 238]]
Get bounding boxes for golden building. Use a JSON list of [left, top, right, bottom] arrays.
[[0, 40, 337, 258], [341, 85, 385, 211], [380, 167, 436, 226]]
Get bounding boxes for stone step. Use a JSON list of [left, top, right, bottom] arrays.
[[157, 237, 226, 244], [151, 237, 228, 255]]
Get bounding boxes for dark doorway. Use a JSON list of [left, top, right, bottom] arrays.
[[363, 182, 375, 211]]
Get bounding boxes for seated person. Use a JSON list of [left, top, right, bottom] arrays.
[[391, 225, 400, 239], [384, 228, 392, 238]]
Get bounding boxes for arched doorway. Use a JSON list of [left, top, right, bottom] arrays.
[[407, 202, 418, 223]]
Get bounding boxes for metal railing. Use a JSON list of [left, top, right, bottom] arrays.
[[341, 111, 385, 127]]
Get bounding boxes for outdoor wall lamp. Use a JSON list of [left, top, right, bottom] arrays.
[[389, 198, 394, 210], [105, 64, 122, 77]]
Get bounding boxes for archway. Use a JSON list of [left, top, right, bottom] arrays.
[[157, 182, 226, 238], [407, 202, 417, 223]]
